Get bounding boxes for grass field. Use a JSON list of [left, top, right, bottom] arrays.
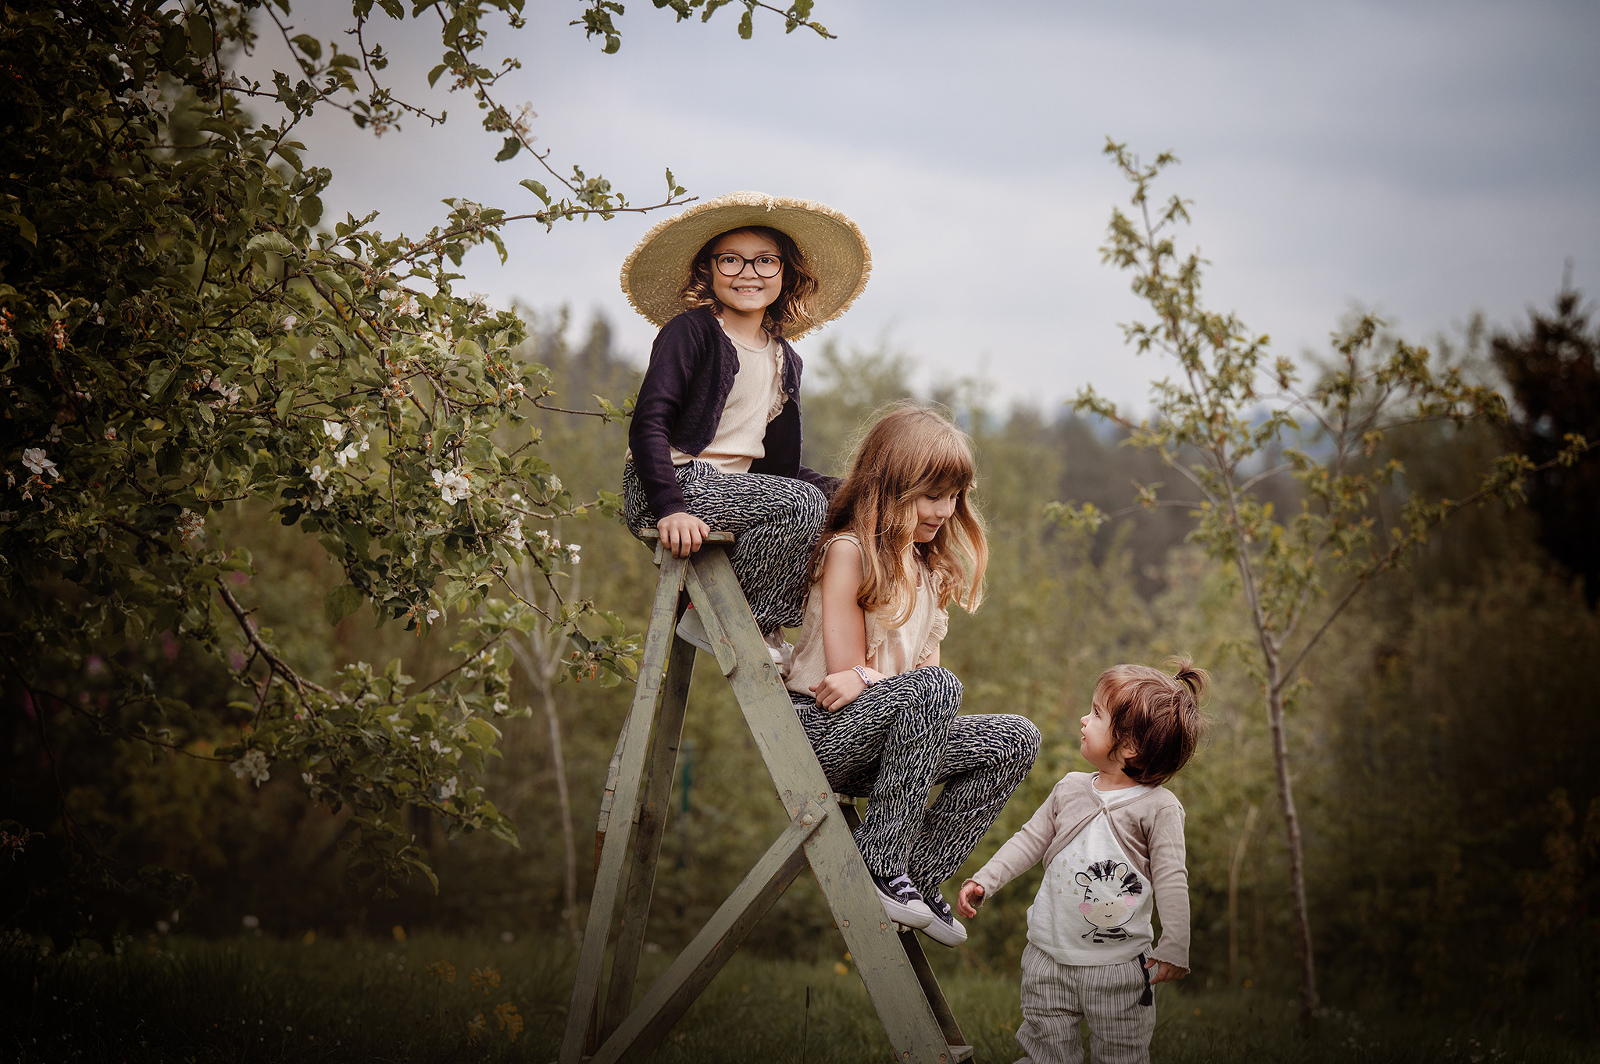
[[1, 930, 1593, 1063]]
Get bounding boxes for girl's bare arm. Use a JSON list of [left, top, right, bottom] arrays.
[[810, 538, 884, 710]]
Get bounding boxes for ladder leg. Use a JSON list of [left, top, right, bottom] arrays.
[[601, 627, 696, 1038], [843, 788, 972, 1051], [804, 812, 960, 1064], [590, 800, 828, 1064], [691, 549, 959, 1064], [559, 555, 687, 1064]]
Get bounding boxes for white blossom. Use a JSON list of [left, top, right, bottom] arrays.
[[566, 542, 581, 563], [175, 509, 206, 543], [432, 467, 471, 505], [230, 749, 270, 786], [504, 517, 525, 551], [438, 776, 458, 801], [324, 420, 345, 442], [104, 428, 117, 441], [335, 438, 368, 468], [21, 448, 59, 478], [309, 464, 329, 485], [426, 607, 440, 624], [282, 314, 298, 328]]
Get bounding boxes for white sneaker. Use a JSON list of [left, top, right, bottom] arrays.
[[675, 607, 713, 654], [871, 873, 934, 929], [919, 890, 968, 947]]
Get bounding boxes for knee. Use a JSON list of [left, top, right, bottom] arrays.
[[1008, 716, 1043, 766], [917, 666, 963, 709], [794, 482, 827, 530]]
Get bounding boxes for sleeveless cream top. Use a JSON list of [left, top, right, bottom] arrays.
[[785, 533, 949, 698]]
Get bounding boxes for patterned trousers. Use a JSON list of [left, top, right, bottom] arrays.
[[791, 666, 1040, 900], [1015, 945, 1156, 1064], [623, 458, 827, 633]]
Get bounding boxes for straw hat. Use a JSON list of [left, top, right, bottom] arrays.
[[620, 191, 871, 341]]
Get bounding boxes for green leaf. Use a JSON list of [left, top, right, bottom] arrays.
[[464, 717, 501, 747], [246, 231, 296, 257], [495, 137, 521, 161], [324, 584, 364, 626], [518, 179, 551, 205]]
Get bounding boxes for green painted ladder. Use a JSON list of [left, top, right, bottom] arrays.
[[559, 532, 972, 1064]]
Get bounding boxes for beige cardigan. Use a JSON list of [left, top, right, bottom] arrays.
[[969, 771, 1192, 970]]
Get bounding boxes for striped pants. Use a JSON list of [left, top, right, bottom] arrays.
[[792, 667, 1040, 899], [1015, 945, 1156, 1064], [623, 458, 826, 633]]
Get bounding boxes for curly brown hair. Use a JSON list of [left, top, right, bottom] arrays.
[[678, 226, 820, 338]]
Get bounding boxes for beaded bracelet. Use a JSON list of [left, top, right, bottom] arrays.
[[852, 665, 876, 688]]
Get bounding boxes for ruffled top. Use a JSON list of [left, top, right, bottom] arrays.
[[784, 533, 949, 697]]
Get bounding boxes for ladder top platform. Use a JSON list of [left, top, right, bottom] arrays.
[[636, 529, 737, 545]]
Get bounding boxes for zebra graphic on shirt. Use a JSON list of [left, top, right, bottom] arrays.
[[1075, 859, 1145, 943]]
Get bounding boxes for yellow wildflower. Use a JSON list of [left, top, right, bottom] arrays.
[[493, 1001, 524, 1043]]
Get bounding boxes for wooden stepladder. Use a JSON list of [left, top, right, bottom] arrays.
[[559, 533, 971, 1064]]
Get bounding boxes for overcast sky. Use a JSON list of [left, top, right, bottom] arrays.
[[247, 0, 1600, 413]]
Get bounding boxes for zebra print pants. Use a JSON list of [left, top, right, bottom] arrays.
[[791, 666, 1041, 901], [623, 458, 827, 633]]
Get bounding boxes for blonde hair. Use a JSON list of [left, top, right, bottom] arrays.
[[1094, 656, 1209, 785], [678, 226, 820, 339], [809, 404, 988, 626]]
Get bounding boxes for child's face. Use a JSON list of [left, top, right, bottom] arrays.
[[708, 231, 784, 318], [1079, 695, 1126, 774], [911, 487, 961, 543]]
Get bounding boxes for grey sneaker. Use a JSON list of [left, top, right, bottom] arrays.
[[871, 873, 934, 929], [675, 607, 713, 654], [919, 890, 967, 947]]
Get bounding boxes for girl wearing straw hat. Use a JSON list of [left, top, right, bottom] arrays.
[[621, 191, 870, 663]]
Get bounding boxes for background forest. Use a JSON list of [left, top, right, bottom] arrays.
[[6, 291, 1597, 1041]]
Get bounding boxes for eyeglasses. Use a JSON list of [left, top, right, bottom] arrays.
[[712, 253, 783, 278]]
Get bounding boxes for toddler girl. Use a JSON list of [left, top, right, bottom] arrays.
[[958, 659, 1207, 1064], [785, 405, 1041, 946]]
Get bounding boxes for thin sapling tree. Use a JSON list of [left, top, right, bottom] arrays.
[[1049, 142, 1592, 1027]]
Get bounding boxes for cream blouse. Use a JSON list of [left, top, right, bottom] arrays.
[[785, 533, 949, 698]]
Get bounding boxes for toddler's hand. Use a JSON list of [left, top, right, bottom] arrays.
[[1144, 959, 1186, 985], [956, 880, 985, 919]]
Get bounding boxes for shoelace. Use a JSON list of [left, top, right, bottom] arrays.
[[885, 875, 921, 900]]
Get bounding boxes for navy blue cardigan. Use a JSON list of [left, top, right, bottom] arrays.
[[628, 306, 840, 520]]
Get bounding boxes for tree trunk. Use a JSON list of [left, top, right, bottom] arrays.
[[1265, 672, 1318, 1029], [539, 676, 583, 950], [1228, 802, 1258, 984]]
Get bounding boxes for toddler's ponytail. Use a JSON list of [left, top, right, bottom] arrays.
[[1168, 655, 1210, 705]]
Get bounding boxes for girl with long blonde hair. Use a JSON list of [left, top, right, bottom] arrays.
[[784, 405, 1040, 947]]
